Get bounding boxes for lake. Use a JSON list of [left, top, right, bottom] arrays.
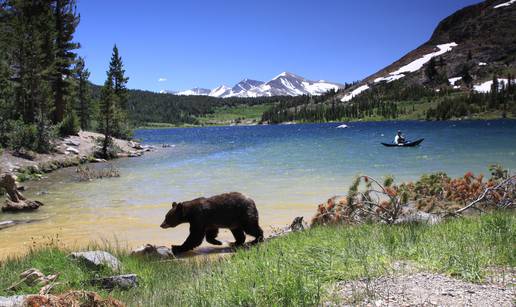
[[2, 120, 516, 258]]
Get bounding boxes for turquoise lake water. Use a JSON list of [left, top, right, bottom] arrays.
[[2, 120, 516, 257]]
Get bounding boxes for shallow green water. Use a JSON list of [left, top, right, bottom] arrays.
[[1, 120, 515, 258]]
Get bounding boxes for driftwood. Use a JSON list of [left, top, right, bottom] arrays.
[[455, 175, 516, 214], [0, 173, 44, 212]]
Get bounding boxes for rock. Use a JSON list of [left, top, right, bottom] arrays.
[[70, 251, 121, 271], [65, 139, 80, 146], [91, 158, 107, 163], [289, 216, 307, 232], [131, 244, 175, 259], [0, 221, 16, 230], [267, 216, 308, 240], [128, 141, 143, 150], [12, 149, 36, 161], [128, 151, 142, 158], [396, 206, 442, 225], [0, 295, 28, 307], [91, 274, 138, 290], [0, 219, 44, 230], [65, 147, 79, 155]]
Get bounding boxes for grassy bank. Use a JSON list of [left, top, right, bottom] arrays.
[[0, 212, 513, 306]]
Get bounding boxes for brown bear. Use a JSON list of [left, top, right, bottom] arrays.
[[160, 192, 264, 254]]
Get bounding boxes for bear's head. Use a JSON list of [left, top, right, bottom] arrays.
[[160, 202, 186, 228]]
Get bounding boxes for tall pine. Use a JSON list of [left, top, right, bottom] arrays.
[[107, 45, 131, 139], [73, 56, 91, 130], [52, 0, 79, 124]]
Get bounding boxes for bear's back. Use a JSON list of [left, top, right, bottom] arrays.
[[184, 192, 258, 229]]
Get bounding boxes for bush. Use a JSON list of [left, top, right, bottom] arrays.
[[7, 121, 38, 152], [58, 112, 80, 137]]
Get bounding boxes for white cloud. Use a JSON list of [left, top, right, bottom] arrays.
[[158, 78, 167, 82]]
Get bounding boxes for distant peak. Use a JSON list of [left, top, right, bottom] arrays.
[[273, 71, 302, 80]]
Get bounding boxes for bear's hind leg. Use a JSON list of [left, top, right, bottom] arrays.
[[244, 223, 264, 245], [230, 228, 246, 246], [206, 229, 223, 245]]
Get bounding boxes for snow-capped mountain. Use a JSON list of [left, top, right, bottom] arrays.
[[174, 88, 211, 96], [166, 72, 343, 98]]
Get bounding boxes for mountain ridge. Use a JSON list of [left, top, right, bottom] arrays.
[[162, 72, 343, 98]]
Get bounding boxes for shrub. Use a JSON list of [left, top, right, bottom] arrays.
[[8, 121, 37, 152], [58, 112, 80, 137]]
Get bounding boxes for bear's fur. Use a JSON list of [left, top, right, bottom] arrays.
[[160, 192, 264, 254]]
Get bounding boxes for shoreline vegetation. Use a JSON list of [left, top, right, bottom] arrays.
[[136, 115, 516, 130], [0, 213, 513, 306]]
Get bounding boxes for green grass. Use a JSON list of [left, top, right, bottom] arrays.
[[196, 104, 273, 126], [0, 212, 514, 306]]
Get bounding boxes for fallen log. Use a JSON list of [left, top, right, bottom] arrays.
[[1, 173, 44, 212]]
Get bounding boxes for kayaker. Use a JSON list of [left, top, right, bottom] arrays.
[[394, 130, 406, 144]]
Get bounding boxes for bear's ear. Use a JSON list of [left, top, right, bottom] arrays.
[[172, 202, 177, 208], [175, 203, 184, 216]]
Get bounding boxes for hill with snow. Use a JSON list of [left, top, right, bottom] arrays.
[[337, 0, 516, 101], [164, 72, 343, 98]]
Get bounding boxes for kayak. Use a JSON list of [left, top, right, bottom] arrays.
[[381, 138, 424, 147]]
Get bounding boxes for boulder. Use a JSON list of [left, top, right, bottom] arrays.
[[91, 274, 138, 290], [70, 251, 121, 271], [65, 147, 79, 155], [131, 244, 174, 258], [65, 139, 80, 147]]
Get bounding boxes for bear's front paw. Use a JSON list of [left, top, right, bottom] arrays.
[[172, 245, 185, 255]]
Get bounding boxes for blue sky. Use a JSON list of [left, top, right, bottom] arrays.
[[75, 0, 480, 92]]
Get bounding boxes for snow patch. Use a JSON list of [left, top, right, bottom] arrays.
[[478, 62, 487, 66], [341, 85, 370, 102], [448, 77, 462, 86], [473, 78, 514, 93], [494, 0, 515, 8], [374, 74, 405, 83], [373, 43, 457, 84], [390, 43, 458, 75]]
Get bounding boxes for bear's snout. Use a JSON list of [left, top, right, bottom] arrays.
[[160, 221, 170, 228]]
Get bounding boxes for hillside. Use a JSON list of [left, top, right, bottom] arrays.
[[361, 0, 515, 91], [262, 0, 516, 123]]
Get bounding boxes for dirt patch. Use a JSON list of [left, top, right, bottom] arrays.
[[333, 270, 515, 306]]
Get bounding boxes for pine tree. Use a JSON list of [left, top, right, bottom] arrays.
[[98, 72, 118, 158], [106, 45, 131, 139], [74, 57, 91, 130], [490, 75, 499, 109], [108, 45, 129, 109], [425, 57, 438, 84], [7, 0, 55, 152], [461, 66, 473, 88], [52, 0, 80, 124]]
